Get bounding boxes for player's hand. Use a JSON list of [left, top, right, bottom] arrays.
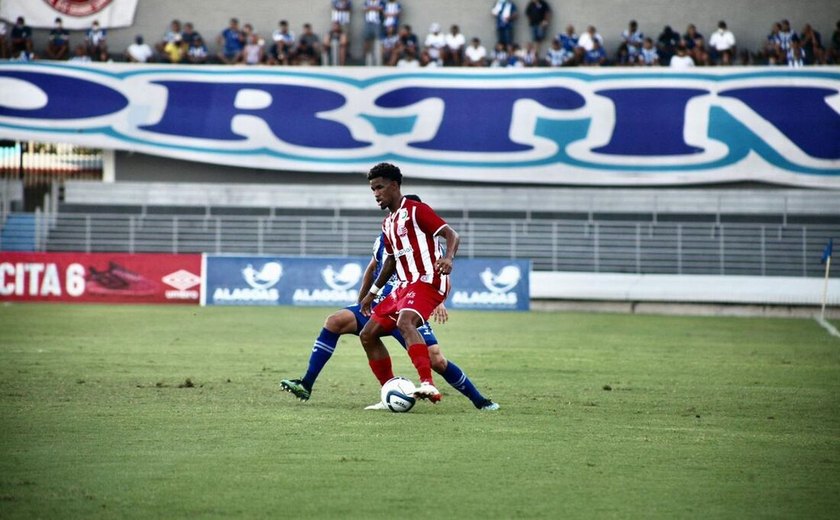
[[435, 257, 453, 275], [360, 293, 375, 316], [431, 304, 448, 324]]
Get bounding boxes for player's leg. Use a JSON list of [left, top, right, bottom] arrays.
[[394, 283, 444, 401], [360, 295, 399, 385], [419, 324, 499, 410], [280, 307, 359, 401]]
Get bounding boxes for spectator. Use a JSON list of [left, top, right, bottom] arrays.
[[830, 20, 840, 64], [545, 37, 573, 67], [0, 21, 7, 59], [363, 0, 384, 65], [162, 33, 186, 63], [507, 43, 524, 67], [689, 33, 710, 66], [380, 24, 399, 65], [181, 22, 201, 47], [491, 0, 518, 46], [669, 43, 694, 69], [583, 39, 607, 66], [383, 0, 402, 34], [156, 19, 181, 57], [388, 24, 418, 66], [521, 42, 539, 66], [787, 37, 805, 67], [577, 25, 603, 52], [762, 22, 783, 64], [778, 19, 795, 55], [419, 49, 440, 67], [656, 25, 680, 65], [443, 24, 466, 66], [239, 33, 264, 65], [464, 37, 488, 67], [217, 18, 244, 64], [638, 37, 659, 66], [269, 20, 295, 65], [295, 23, 321, 65], [85, 20, 108, 61], [617, 19, 643, 65], [126, 34, 153, 63], [331, 0, 352, 27], [682, 23, 702, 52], [489, 42, 509, 67], [525, 0, 552, 52], [187, 35, 209, 64], [799, 23, 823, 64], [10, 16, 33, 57], [424, 22, 446, 65], [69, 44, 92, 63], [46, 17, 70, 60], [11, 47, 35, 62], [558, 24, 579, 62], [242, 23, 264, 49], [708, 20, 736, 65], [396, 47, 419, 67], [324, 21, 350, 65]]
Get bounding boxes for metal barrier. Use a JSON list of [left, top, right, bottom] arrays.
[[23, 212, 838, 277]]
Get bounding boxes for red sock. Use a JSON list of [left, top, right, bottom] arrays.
[[407, 343, 433, 383], [369, 356, 394, 386]]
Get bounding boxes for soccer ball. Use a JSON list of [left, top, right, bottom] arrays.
[[380, 376, 417, 413]]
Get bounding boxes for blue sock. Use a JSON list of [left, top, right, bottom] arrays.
[[441, 360, 487, 408], [302, 328, 340, 390]]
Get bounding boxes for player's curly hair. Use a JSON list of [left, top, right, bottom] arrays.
[[367, 162, 402, 185]]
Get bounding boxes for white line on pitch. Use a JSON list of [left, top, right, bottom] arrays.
[[815, 315, 840, 339]]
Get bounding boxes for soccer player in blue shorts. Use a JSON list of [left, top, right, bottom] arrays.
[[280, 196, 499, 411]]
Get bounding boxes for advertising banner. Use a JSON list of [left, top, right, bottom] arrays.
[[203, 254, 530, 311], [0, 1, 139, 29], [445, 259, 530, 311], [204, 255, 370, 307], [0, 63, 838, 187], [0, 252, 201, 303]]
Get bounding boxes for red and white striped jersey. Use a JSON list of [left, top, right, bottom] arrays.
[[381, 196, 450, 294]]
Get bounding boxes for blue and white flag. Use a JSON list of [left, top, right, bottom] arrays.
[[821, 239, 834, 264]]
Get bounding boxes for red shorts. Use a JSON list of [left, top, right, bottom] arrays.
[[371, 281, 446, 333]]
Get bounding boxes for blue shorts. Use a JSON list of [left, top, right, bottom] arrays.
[[346, 303, 438, 348]]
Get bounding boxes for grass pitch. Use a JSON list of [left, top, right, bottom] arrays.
[[1, 304, 839, 519]]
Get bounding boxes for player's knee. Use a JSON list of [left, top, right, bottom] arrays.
[[324, 310, 355, 334], [359, 325, 378, 349], [429, 351, 447, 374]]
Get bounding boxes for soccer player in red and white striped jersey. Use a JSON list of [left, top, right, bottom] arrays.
[[360, 162, 459, 402]]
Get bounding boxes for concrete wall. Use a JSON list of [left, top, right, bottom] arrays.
[[15, 0, 840, 63]]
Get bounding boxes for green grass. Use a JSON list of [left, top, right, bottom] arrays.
[[1, 304, 839, 519]]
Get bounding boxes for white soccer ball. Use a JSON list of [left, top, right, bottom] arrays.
[[380, 376, 417, 413]]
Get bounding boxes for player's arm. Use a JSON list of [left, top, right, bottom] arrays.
[[357, 256, 378, 304], [434, 224, 460, 275], [360, 255, 396, 316]]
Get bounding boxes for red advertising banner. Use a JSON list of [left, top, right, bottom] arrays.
[[0, 252, 201, 304]]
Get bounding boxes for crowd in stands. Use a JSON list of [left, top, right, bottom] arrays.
[[1, 1, 839, 68]]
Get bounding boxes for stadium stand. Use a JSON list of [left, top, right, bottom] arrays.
[[3, 180, 832, 278]]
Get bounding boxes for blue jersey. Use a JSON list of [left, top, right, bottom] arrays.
[[372, 232, 400, 302]]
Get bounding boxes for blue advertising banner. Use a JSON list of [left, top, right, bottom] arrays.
[[203, 255, 369, 307], [1, 63, 838, 187], [445, 259, 530, 311], [203, 255, 530, 311]]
